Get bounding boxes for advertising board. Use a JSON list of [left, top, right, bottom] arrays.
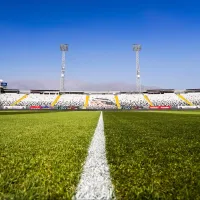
[[30, 106, 41, 110], [178, 106, 199, 109], [1, 82, 7, 87], [3, 106, 26, 109], [149, 106, 171, 109], [41, 106, 50, 109]]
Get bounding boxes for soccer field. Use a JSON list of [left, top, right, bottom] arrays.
[[0, 111, 100, 199], [0, 110, 200, 199], [104, 111, 200, 199]]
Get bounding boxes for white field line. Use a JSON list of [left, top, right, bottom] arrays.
[[73, 111, 115, 200]]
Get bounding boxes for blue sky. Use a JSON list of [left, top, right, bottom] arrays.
[[0, 0, 200, 90]]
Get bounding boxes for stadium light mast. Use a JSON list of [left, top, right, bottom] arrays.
[[0, 79, 3, 94], [133, 44, 142, 93], [60, 44, 68, 92]]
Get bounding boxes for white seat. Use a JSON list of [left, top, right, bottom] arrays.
[[56, 94, 86, 108], [0, 93, 24, 106], [182, 93, 200, 106], [118, 94, 148, 108], [18, 94, 57, 106], [147, 93, 187, 107]]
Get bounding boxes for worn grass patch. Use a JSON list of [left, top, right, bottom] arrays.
[[104, 112, 200, 199], [0, 111, 100, 199]]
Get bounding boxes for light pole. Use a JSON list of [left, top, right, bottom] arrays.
[[0, 79, 3, 94], [60, 44, 68, 92], [133, 44, 142, 93]]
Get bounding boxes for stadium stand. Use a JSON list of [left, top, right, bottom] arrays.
[[18, 94, 58, 107], [1, 91, 200, 109], [51, 95, 61, 107], [143, 94, 154, 106], [118, 94, 149, 109], [11, 94, 28, 106], [0, 93, 25, 106], [176, 94, 193, 106], [55, 94, 86, 108], [146, 93, 188, 107], [87, 94, 117, 109], [181, 93, 200, 106]]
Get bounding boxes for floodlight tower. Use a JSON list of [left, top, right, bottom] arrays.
[[0, 79, 3, 94], [133, 44, 142, 93], [60, 44, 68, 92]]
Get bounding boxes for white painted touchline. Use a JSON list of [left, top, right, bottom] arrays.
[[73, 111, 115, 200]]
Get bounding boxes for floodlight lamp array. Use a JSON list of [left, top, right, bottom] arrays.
[[60, 44, 68, 51], [133, 44, 142, 51]]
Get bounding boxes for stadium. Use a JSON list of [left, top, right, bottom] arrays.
[[1, 86, 200, 110], [1, 44, 200, 111], [1, 1, 200, 199], [1, 43, 200, 200]]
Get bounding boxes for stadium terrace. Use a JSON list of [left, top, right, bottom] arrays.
[[0, 87, 200, 110]]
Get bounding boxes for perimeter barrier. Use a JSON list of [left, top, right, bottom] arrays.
[[177, 106, 200, 109], [3, 106, 26, 109], [149, 106, 171, 109]]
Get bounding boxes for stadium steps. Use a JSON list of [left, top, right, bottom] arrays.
[[51, 95, 61, 106], [83, 95, 90, 109], [114, 95, 121, 109], [11, 94, 28, 106], [177, 94, 193, 106], [143, 94, 154, 106]]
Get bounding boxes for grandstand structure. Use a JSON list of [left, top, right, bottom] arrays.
[[1, 88, 200, 110], [1, 44, 200, 110]]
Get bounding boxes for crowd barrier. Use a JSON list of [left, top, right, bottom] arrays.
[[1, 106, 200, 110]]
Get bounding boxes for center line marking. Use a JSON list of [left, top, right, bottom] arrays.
[[74, 111, 115, 200]]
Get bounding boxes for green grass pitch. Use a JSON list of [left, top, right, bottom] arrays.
[[1, 110, 200, 199], [0, 111, 100, 199], [104, 111, 200, 199]]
